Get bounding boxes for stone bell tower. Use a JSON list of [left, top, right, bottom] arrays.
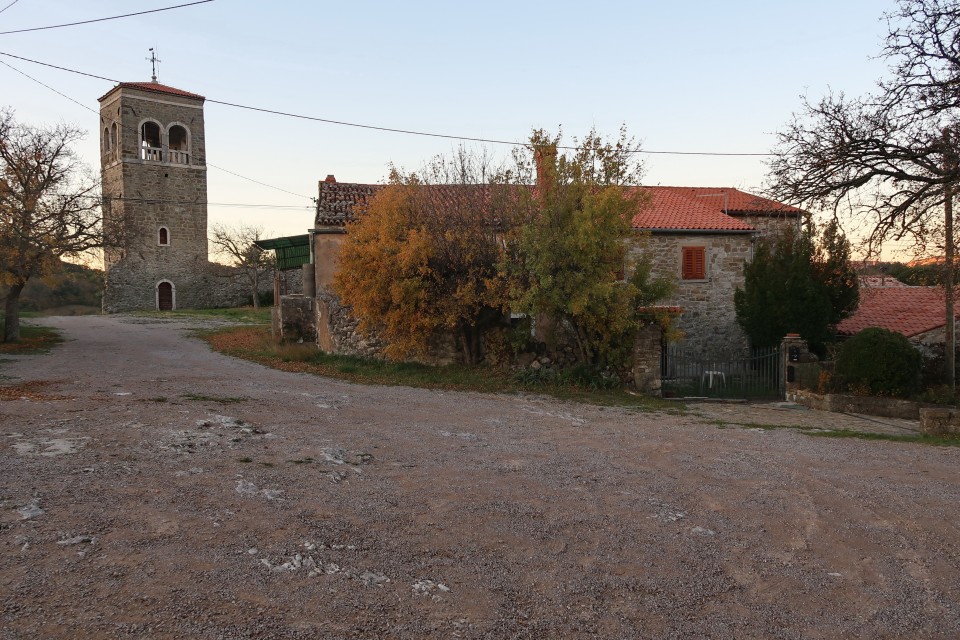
[[98, 79, 209, 312]]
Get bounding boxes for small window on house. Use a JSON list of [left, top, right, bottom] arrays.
[[158, 227, 169, 246], [682, 246, 706, 280]]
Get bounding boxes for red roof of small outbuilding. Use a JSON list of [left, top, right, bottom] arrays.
[[836, 286, 959, 338]]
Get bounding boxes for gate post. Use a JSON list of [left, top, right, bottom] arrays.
[[781, 333, 812, 400], [632, 322, 664, 396]]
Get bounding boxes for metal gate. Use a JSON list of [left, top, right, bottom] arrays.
[[660, 345, 782, 399]]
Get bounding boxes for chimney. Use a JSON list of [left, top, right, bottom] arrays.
[[533, 144, 558, 204], [324, 174, 337, 183]]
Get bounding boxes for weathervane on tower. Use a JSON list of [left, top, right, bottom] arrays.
[[146, 48, 161, 83]]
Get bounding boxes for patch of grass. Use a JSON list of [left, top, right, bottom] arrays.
[[0, 323, 63, 355], [145, 396, 168, 403], [181, 392, 246, 404], [237, 457, 253, 463], [258, 461, 274, 467], [134, 306, 271, 324], [288, 457, 314, 464], [199, 325, 676, 412], [734, 422, 960, 447], [806, 429, 960, 446]]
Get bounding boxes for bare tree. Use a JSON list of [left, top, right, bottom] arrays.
[[0, 110, 102, 342], [208, 223, 273, 308], [767, 0, 960, 387]]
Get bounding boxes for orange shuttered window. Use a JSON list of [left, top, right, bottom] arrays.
[[682, 246, 705, 280]]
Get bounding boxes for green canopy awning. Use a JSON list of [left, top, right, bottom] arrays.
[[255, 234, 310, 271]]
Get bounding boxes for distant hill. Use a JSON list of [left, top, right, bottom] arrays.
[[863, 261, 942, 287], [18, 261, 103, 313]]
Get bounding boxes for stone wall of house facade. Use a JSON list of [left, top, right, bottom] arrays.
[[633, 233, 755, 359], [733, 214, 800, 238]]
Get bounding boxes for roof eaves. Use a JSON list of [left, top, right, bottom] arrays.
[[638, 227, 756, 235]]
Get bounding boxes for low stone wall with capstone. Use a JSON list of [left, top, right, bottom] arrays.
[[919, 408, 960, 436], [788, 389, 926, 420]]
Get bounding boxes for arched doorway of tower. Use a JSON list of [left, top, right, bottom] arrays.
[[157, 281, 175, 311]]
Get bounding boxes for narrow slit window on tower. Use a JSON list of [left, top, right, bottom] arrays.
[[110, 122, 118, 152], [141, 121, 162, 161], [158, 227, 170, 246], [102, 128, 110, 153]]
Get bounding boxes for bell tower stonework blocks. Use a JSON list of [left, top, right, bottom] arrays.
[[99, 80, 211, 312]]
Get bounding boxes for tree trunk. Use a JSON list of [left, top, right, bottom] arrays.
[[946, 182, 955, 391], [572, 322, 591, 365], [249, 270, 261, 309], [3, 283, 25, 343], [459, 325, 474, 365]]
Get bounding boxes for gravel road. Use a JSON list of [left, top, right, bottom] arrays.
[[2, 315, 959, 639]]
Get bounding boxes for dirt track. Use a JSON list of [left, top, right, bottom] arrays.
[[2, 315, 959, 639]]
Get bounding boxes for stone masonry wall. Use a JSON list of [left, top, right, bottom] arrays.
[[316, 292, 385, 360], [733, 214, 799, 239], [631, 322, 664, 395], [633, 233, 754, 359], [314, 292, 460, 365]]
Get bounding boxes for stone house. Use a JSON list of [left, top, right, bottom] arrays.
[[304, 178, 801, 361], [630, 187, 802, 358]]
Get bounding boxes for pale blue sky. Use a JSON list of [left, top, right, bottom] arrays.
[[0, 0, 891, 240]]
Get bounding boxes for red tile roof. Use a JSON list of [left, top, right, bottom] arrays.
[[316, 181, 380, 226], [99, 81, 205, 102], [315, 179, 797, 234], [650, 187, 804, 216], [631, 187, 755, 232], [835, 286, 958, 338]]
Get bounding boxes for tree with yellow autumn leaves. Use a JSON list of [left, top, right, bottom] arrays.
[[334, 129, 672, 370]]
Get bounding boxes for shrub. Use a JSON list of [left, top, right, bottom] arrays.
[[834, 328, 922, 397]]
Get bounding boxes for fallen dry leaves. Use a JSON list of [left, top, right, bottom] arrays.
[[0, 380, 73, 402]]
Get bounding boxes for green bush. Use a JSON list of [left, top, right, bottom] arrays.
[[834, 328, 922, 397]]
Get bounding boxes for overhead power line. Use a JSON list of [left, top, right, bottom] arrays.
[[0, 0, 22, 17], [0, 1, 214, 35], [104, 195, 313, 210], [0, 57, 312, 200], [0, 50, 775, 158]]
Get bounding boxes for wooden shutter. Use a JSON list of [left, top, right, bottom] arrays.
[[682, 247, 705, 280]]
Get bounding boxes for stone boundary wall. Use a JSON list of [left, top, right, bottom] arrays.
[[315, 292, 385, 360], [276, 296, 317, 343], [788, 389, 927, 420], [919, 408, 960, 436]]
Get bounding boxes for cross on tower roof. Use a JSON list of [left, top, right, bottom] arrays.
[[146, 47, 161, 83]]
